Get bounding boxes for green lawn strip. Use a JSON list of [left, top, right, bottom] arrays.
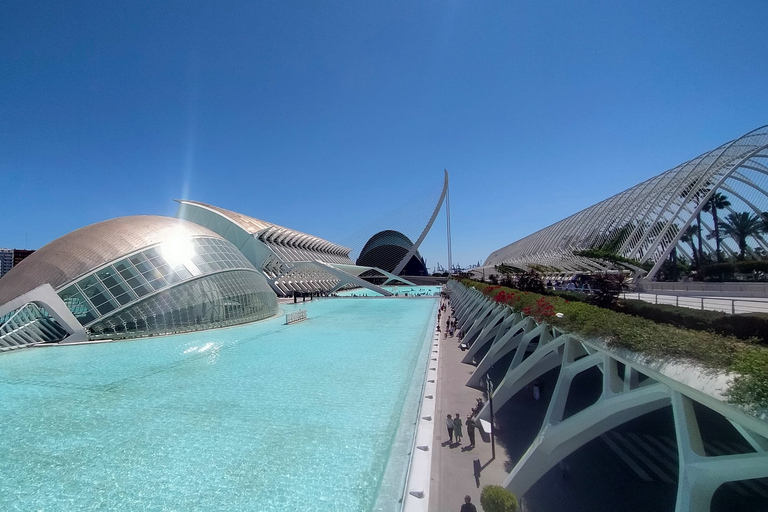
[[460, 279, 768, 412]]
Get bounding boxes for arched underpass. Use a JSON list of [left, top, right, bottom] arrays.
[[449, 281, 768, 512]]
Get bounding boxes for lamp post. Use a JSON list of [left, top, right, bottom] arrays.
[[486, 373, 495, 460]]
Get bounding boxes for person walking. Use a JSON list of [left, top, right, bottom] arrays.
[[466, 416, 476, 447], [446, 414, 454, 443], [453, 413, 463, 444], [460, 495, 477, 512]]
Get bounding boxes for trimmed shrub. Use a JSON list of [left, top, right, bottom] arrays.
[[700, 262, 736, 281], [701, 260, 768, 281], [549, 290, 590, 303], [480, 485, 518, 512], [621, 300, 768, 345], [460, 279, 768, 410]]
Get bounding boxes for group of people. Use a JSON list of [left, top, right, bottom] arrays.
[[438, 304, 461, 339], [440, 299, 481, 512], [445, 412, 476, 447]]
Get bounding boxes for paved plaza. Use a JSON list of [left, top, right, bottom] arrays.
[[429, 301, 509, 512]]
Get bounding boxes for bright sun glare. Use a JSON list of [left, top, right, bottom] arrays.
[[160, 238, 195, 268]]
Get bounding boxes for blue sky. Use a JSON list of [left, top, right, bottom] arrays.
[[2, 1, 767, 271]]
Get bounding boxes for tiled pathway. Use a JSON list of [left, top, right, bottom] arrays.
[[428, 301, 510, 512]]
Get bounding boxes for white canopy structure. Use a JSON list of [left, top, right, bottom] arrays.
[[176, 200, 414, 296], [485, 125, 768, 280]]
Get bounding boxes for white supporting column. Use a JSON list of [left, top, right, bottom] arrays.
[[672, 391, 768, 512], [505, 382, 670, 497], [463, 313, 530, 369]]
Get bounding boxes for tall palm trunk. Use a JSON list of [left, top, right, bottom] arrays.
[[712, 209, 721, 262], [696, 212, 703, 270], [685, 240, 697, 264]]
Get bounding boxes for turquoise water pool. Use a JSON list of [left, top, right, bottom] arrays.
[[336, 285, 442, 297], [0, 297, 438, 511]]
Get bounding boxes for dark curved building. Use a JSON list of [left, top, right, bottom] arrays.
[[356, 230, 428, 276]]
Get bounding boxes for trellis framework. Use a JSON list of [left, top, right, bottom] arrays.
[[484, 126, 768, 279]]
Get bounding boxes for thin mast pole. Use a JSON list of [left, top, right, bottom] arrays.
[[446, 171, 452, 273]]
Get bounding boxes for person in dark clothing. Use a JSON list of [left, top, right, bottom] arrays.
[[466, 416, 476, 447], [460, 495, 477, 512]]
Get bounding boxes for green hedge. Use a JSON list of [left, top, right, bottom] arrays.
[[460, 279, 768, 412], [621, 300, 768, 345], [700, 260, 768, 280]]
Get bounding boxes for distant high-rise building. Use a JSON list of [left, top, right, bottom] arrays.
[[0, 249, 13, 278], [0, 248, 36, 278]]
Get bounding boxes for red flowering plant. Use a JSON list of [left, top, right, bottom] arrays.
[[481, 282, 557, 322]]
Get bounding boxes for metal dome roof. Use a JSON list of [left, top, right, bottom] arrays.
[[0, 215, 222, 306]]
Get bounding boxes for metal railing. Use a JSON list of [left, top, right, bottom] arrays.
[[284, 309, 308, 324], [620, 292, 768, 315]]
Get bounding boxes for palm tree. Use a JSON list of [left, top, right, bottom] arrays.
[[679, 224, 698, 265], [702, 192, 731, 262], [719, 212, 763, 260], [679, 181, 711, 270]]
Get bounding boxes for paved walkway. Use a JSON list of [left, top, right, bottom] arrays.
[[429, 300, 510, 512]]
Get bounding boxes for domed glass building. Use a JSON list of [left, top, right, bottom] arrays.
[[0, 216, 277, 348]]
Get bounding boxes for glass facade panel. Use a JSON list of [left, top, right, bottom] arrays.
[[96, 300, 116, 315], [56, 235, 262, 333], [125, 277, 144, 289], [101, 275, 120, 289], [135, 260, 153, 273], [175, 266, 192, 280], [133, 284, 152, 297], [147, 279, 166, 291], [114, 293, 133, 306], [88, 270, 277, 340], [108, 281, 132, 299]]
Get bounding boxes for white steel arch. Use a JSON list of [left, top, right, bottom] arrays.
[[484, 126, 768, 280]]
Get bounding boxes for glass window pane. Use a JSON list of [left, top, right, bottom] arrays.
[[148, 279, 166, 291], [113, 260, 131, 273], [96, 268, 116, 281], [96, 301, 116, 315], [58, 285, 79, 300], [135, 261, 153, 273], [89, 292, 110, 306], [79, 310, 97, 325], [175, 266, 192, 280], [133, 285, 152, 297], [142, 268, 163, 281], [108, 282, 131, 297], [144, 248, 160, 259], [81, 281, 107, 299], [126, 277, 144, 289], [101, 275, 120, 289], [129, 253, 146, 265], [155, 263, 172, 277], [114, 293, 133, 306], [78, 275, 99, 292], [164, 272, 180, 285]]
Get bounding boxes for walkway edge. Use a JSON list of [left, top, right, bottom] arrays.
[[401, 323, 441, 511]]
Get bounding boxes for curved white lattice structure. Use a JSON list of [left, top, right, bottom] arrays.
[[176, 200, 409, 296], [485, 126, 768, 279]]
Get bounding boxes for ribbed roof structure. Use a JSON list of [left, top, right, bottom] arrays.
[[484, 125, 768, 279], [0, 216, 221, 305], [176, 200, 351, 261], [356, 230, 428, 275]]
